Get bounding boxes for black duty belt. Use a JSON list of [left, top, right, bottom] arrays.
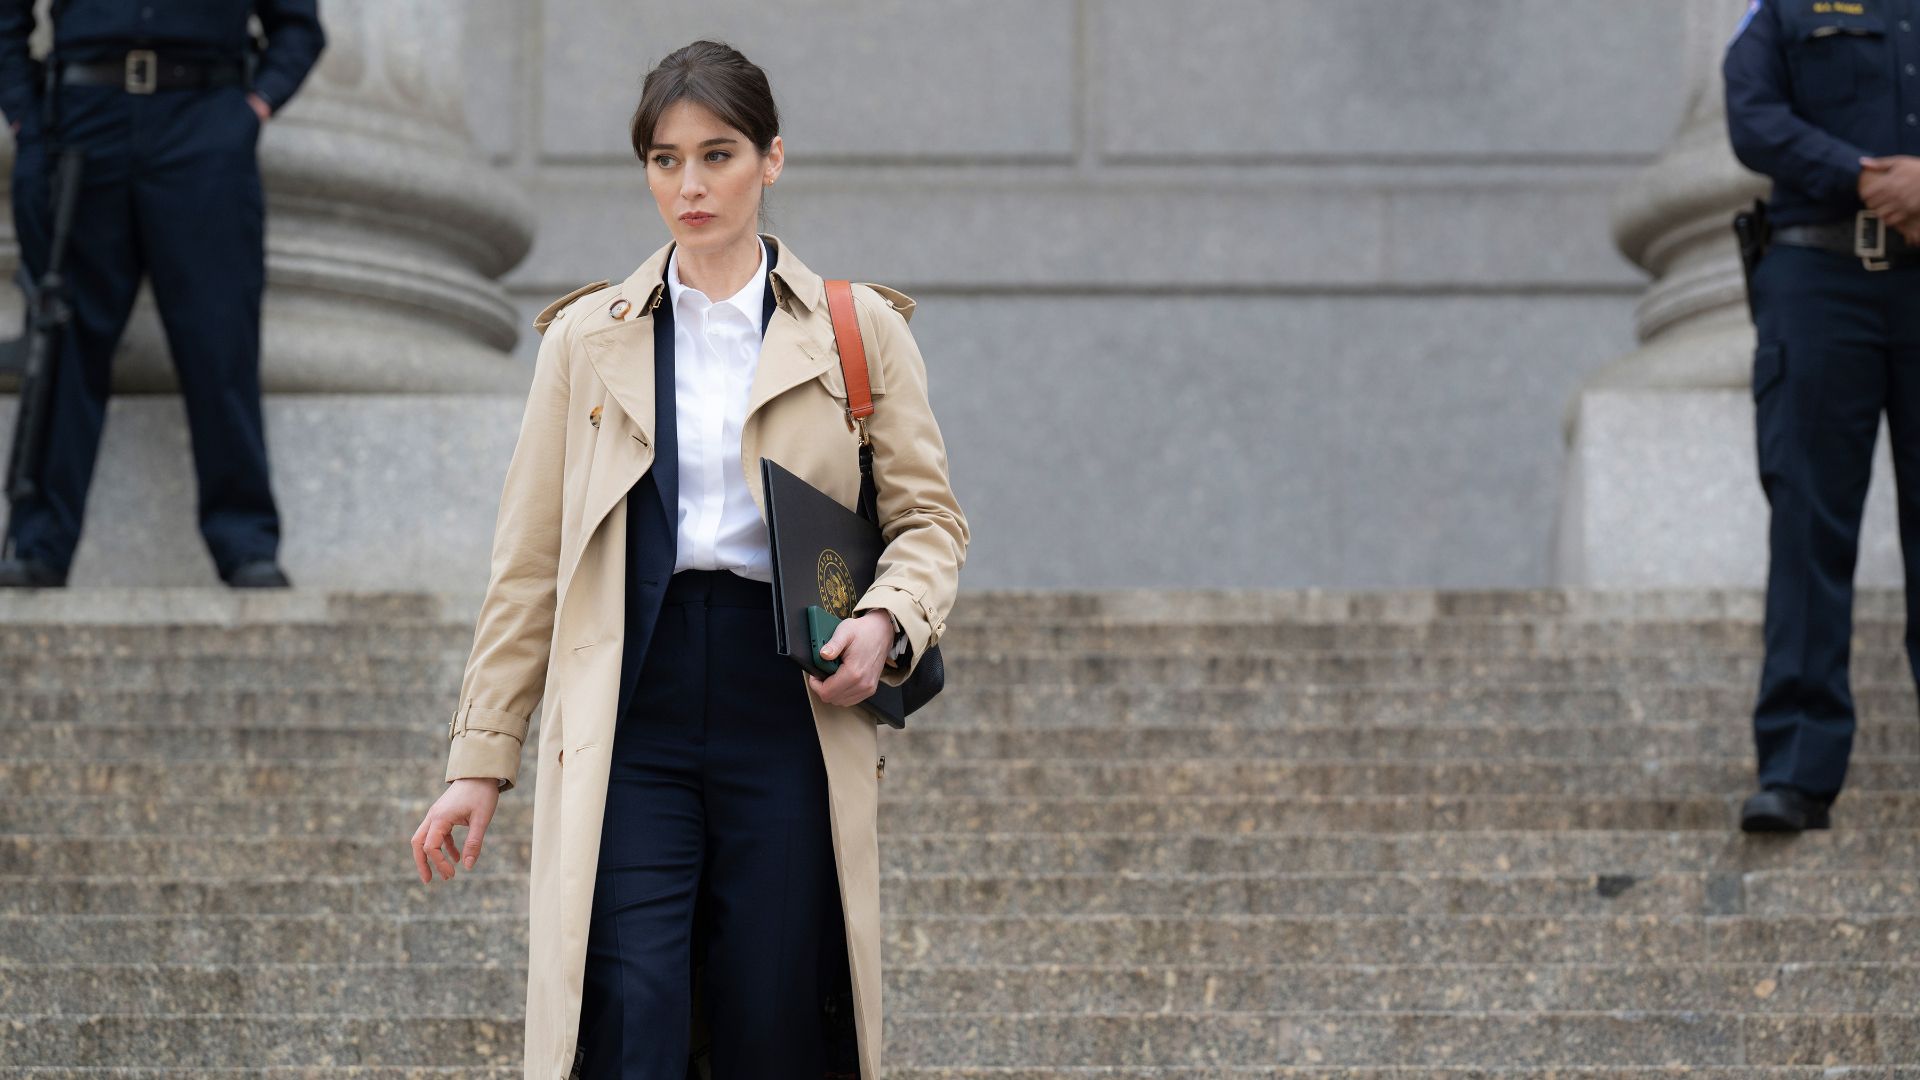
[[1774, 212, 1920, 270], [58, 51, 245, 94]]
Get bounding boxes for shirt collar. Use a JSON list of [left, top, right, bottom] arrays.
[[666, 236, 768, 327]]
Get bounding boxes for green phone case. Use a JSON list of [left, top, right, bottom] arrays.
[[807, 605, 843, 675]]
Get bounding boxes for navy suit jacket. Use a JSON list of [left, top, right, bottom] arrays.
[[615, 238, 781, 722]]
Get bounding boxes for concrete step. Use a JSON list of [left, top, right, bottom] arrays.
[[0, 1071, 516, 1080], [0, 623, 472, 658], [8, 961, 1917, 1018], [4, 912, 1913, 966], [0, 963, 527, 1017], [861, 758, 1920, 799], [6, 756, 1916, 799], [1, 1010, 1913, 1068], [879, 914, 1920, 966], [881, 1012, 1920, 1067], [886, 961, 1920, 1015], [0, 1015, 519, 1069], [5, 614, 1911, 657], [0, 584, 1814, 627], [8, 830, 1916, 878], [888, 1071, 1919, 1080], [7, 792, 1920, 840], [6, 718, 1919, 764], [2, 868, 1912, 919], [1, 1049, 1916, 1076], [0, 682, 1913, 730], [0, 875, 533, 917], [11, 647, 1920, 692]]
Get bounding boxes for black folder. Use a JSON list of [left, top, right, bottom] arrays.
[[761, 457, 906, 727]]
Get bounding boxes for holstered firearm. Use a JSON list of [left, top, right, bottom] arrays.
[[1, 146, 86, 505], [1733, 198, 1772, 322]]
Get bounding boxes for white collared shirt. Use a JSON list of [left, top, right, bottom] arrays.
[[667, 237, 774, 582], [662, 238, 908, 663]]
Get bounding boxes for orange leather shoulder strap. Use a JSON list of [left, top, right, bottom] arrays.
[[823, 279, 876, 428]]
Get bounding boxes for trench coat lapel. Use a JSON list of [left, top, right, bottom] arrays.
[[562, 234, 835, 602], [571, 313, 657, 599], [745, 243, 836, 432]]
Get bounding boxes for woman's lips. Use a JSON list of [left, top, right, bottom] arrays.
[[680, 212, 715, 226]]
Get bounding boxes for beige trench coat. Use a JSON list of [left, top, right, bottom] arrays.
[[441, 234, 969, 1079]]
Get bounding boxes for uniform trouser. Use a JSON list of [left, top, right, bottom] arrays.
[[576, 569, 850, 1079], [1751, 243, 1920, 801], [5, 79, 279, 578]]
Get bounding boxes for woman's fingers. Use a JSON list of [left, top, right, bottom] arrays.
[[422, 816, 459, 880], [410, 819, 433, 884], [819, 620, 854, 660], [808, 662, 879, 706], [461, 803, 493, 871]]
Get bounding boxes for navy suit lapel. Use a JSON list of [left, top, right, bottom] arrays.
[[652, 290, 679, 532]]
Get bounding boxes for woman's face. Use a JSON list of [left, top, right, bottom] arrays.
[[645, 98, 783, 258]]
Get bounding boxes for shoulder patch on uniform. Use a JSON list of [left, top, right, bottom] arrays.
[[854, 282, 916, 324], [534, 279, 612, 335]]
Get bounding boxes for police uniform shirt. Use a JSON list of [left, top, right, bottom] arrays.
[[0, 0, 325, 135], [1725, 0, 1920, 224]]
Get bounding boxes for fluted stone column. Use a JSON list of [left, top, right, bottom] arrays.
[[0, 0, 538, 587], [1552, 0, 1903, 586]]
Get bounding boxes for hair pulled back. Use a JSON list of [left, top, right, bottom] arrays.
[[630, 40, 780, 159]]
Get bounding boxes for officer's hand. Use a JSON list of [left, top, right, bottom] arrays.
[[246, 92, 272, 124], [804, 609, 894, 707], [411, 777, 500, 883], [1860, 157, 1920, 225]]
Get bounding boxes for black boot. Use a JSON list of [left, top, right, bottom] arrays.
[[222, 559, 291, 589], [0, 555, 67, 588], [1740, 786, 1832, 833]]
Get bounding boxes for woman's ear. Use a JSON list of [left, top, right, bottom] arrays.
[[763, 135, 784, 186]]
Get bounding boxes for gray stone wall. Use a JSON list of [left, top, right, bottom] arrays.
[[463, 0, 1696, 588]]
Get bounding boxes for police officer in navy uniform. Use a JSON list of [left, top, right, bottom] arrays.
[[1725, 0, 1920, 831], [0, 0, 324, 588]]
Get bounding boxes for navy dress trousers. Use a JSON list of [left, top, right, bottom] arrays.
[[0, 0, 323, 579], [1725, 0, 1920, 802]]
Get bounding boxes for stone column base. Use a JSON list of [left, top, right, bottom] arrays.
[[1553, 388, 1904, 588], [0, 394, 522, 589]]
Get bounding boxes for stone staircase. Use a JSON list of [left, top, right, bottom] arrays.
[[1, 587, 1918, 1077]]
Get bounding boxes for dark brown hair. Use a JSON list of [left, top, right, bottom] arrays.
[[630, 40, 780, 160]]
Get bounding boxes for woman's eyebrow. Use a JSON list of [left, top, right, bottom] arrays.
[[651, 137, 740, 150]]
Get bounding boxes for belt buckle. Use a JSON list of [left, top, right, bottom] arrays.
[[124, 49, 157, 94], [1857, 210, 1891, 272]]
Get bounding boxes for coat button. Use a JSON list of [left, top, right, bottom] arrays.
[[589, 405, 602, 428], [609, 298, 632, 319]]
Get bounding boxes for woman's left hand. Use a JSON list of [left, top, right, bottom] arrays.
[[805, 609, 897, 707]]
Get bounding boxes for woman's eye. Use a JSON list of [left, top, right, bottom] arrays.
[[652, 155, 676, 168], [707, 151, 731, 163]]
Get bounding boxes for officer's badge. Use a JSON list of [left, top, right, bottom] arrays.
[[608, 298, 632, 319], [816, 549, 856, 619], [589, 405, 602, 429]]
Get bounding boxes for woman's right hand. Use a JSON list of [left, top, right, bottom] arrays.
[[411, 778, 501, 883]]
